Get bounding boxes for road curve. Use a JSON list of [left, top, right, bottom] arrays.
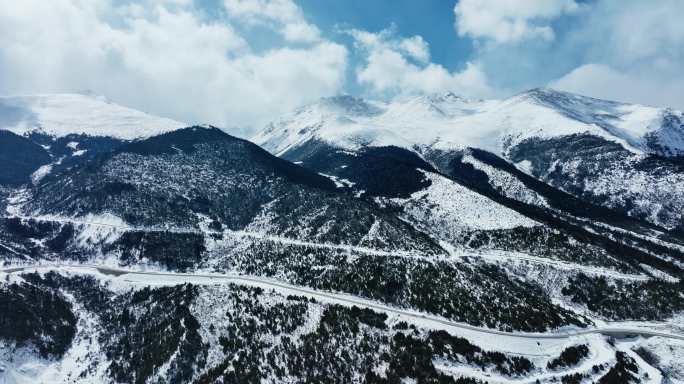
[[3, 263, 684, 343]]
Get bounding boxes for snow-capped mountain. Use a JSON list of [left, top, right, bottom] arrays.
[[0, 93, 185, 140], [0, 93, 188, 188], [2, 92, 684, 383], [254, 88, 684, 231], [255, 88, 684, 158]]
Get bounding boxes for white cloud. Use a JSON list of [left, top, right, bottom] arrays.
[[281, 22, 320, 43], [456, 0, 684, 110], [223, 0, 321, 43], [551, 64, 684, 109], [453, 0, 580, 43], [583, 1, 684, 73], [551, 64, 640, 101], [224, 0, 300, 24], [349, 28, 494, 98], [546, 1, 684, 109], [398, 36, 430, 63], [347, 28, 429, 63], [0, 0, 347, 133], [600, 1, 684, 64]]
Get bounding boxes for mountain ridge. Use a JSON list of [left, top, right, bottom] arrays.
[[254, 88, 684, 231], [0, 93, 186, 140], [3, 91, 684, 383], [254, 87, 684, 158]]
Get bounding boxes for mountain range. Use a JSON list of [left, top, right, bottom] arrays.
[[1, 90, 684, 383]]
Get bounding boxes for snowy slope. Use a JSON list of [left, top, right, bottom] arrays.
[[254, 88, 684, 230], [0, 93, 186, 140], [254, 88, 684, 158], [392, 171, 539, 231]]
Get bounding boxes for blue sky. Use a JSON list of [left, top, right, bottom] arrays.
[[299, 0, 475, 67], [1, 0, 683, 133], [297, 0, 476, 95]]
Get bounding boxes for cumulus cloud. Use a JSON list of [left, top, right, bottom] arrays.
[[453, 0, 580, 43], [397, 36, 430, 64], [551, 64, 684, 109], [223, 0, 321, 43], [452, 0, 684, 109], [551, 64, 647, 101], [598, 0, 684, 64], [547, 0, 684, 109], [0, 0, 347, 133], [348, 28, 494, 98]]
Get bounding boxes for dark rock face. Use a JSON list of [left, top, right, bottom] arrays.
[[644, 111, 684, 157], [0, 130, 51, 186], [282, 139, 435, 198], [0, 128, 127, 189]]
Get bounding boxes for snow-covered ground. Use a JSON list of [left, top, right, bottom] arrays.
[[3, 264, 682, 343], [392, 171, 539, 231], [8, 213, 432, 259], [448, 247, 650, 282], [4, 213, 654, 282], [637, 336, 684, 382], [459, 152, 549, 207], [2, 264, 682, 384], [0, 93, 186, 140], [0, 295, 109, 384], [253, 88, 684, 159]]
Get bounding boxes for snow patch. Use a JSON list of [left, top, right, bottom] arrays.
[[0, 93, 186, 140], [30, 164, 52, 184], [74, 213, 129, 247], [395, 171, 539, 231], [318, 172, 355, 188], [462, 153, 549, 208], [515, 160, 533, 175]]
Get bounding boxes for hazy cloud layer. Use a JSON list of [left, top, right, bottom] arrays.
[[549, 0, 684, 108], [454, 0, 581, 43], [223, 0, 321, 43], [1, 0, 683, 135], [453, 0, 684, 109], [348, 27, 495, 99], [0, 0, 347, 132]]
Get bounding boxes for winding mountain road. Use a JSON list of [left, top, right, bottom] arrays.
[[7, 214, 652, 281], [3, 263, 683, 344]]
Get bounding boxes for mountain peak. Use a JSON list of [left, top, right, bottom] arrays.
[[254, 87, 684, 158], [517, 87, 644, 112], [310, 94, 383, 117], [426, 91, 470, 103], [0, 93, 186, 140], [517, 87, 582, 103]]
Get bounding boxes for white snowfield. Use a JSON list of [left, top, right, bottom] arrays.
[[3, 263, 683, 347], [0, 93, 186, 140], [253, 88, 684, 158], [394, 171, 539, 231]]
